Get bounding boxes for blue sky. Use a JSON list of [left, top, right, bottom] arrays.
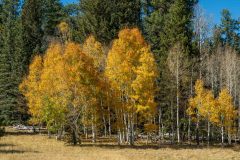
[[61, 0, 240, 25]]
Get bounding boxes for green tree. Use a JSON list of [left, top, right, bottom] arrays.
[[42, 0, 64, 36], [0, 116, 5, 139], [145, 0, 198, 142], [75, 0, 141, 44], [0, 0, 24, 125], [21, 0, 44, 64]]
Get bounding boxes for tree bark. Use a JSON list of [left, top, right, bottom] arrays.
[[207, 117, 210, 148], [177, 55, 180, 143], [108, 105, 111, 138], [103, 115, 107, 137], [159, 107, 162, 139], [188, 115, 191, 145], [197, 101, 200, 148], [171, 82, 174, 144], [73, 129, 77, 145], [222, 126, 224, 149]]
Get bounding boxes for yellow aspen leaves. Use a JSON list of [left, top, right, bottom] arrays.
[[19, 55, 44, 124], [187, 79, 238, 135], [58, 22, 70, 43], [106, 28, 159, 134]]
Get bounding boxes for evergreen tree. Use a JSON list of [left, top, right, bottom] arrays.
[[0, 0, 22, 125], [233, 31, 240, 54], [75, 0, 141, 44], [220, 8, 240, 48], [145, 0, 198, 144], [0, 116, 5, 138], [42, 0, 64, 36], [21, 0, 44, 64]]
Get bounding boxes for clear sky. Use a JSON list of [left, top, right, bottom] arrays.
[[60, 0, 240, 25]]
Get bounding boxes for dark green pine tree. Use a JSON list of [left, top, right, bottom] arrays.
[[145, 0, 170, 54], [75, 0, 118, 44], [116, 0, 142, 30], [42, 0, 64, 36], [21, 0, 44, 65], [0, 0, 22, 125], [233, 32, 240, 54], [0, 116, 5, 138], [145, 0, 198, 145], [11, 18, 29, 123], [219, 8, 240, 48], [75, 0, 142, 44]]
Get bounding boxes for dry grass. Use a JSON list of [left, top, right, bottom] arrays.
[[0, 127, 240, 160]]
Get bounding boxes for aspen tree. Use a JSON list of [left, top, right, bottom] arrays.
[[214, 88, 238, 149], [62, 42, 102, 144], [19, 55, 43, 125], [187, 79, 206, 148], [39, 43, 68, 139], [106, 28, 158, 145], [168, 42, 187, 143], [201, 90, 215, 148]]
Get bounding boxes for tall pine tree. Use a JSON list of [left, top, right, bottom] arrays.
[[0, 0, 23, 124], [75, 0, 141, 44], [21, 0, 44, 64]]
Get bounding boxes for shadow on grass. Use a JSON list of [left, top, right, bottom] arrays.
[[64, 137, 240, 151], [0, 143, 39, 154], [4, 131, 48, 136], [0, 149, 39, 154]]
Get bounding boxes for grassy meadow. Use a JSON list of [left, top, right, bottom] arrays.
[[0, 127, 240, 160]]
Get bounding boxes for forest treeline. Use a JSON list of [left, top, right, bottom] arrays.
[[0, 0, 240, 149]]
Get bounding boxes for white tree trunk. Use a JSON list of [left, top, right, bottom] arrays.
[[92, 114, 96, 143], [207, 117, 210, 148], [197, 101, 200, 148], [188, 115, 191, 145], [177, 56, 180, 143], [146, 133, 148, 145], [222, 126, 224, 149], [159, 107, 162, 139], [108, 105, 111, 138]]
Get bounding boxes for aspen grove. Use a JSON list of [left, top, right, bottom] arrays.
[[18, 26, 240, 148], [1, 0, 240, 149]]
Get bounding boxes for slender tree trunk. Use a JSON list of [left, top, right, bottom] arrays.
[[131, 114, 134, 145], [159, 107, 162, 139], [108, 105, 111, 138], [48, 124, 51, 138], [73, 129, 77, 145], [86, 125, 88, 139], [188, 115, 191, 145], [177, 57, 180, 143], [131, 121, 134, 145], [103, 115, 107, 137], [197, 101, 200, 148], [118, 129, 120, 146], [146, 133, 148, 145], [123, 114, 126, 143], [83, 124, 86, 134], [207, 117, 210, 148], [171, 82, 174, 144], [92, 114, 96, 143], [222, 125, 224, 149], [38, 121, 40, 132], [183, 104, 186, 141]]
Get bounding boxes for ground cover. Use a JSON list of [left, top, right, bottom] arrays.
[[0, 127, 240, 160]]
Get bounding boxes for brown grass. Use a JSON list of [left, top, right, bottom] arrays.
[[0, 127, 240, 160]]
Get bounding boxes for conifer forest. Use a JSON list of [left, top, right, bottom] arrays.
[[1, 0, 240, 157]]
